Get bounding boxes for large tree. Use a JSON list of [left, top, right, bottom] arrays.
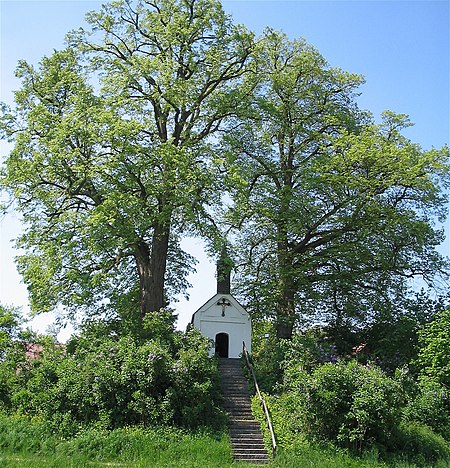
[[0, 0, 254, 323], [225, 31, 450, 338]]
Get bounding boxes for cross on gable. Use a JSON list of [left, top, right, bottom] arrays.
[[217, 297, 231, 317]]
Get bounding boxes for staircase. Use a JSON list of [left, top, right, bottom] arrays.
[[219, 358, 269, 464]]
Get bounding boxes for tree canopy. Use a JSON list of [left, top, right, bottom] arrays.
[[224, 31, 449, 337], [1, 0, 254, 325], [1, 0, 449, 336]]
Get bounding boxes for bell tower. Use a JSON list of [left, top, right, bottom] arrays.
[[191, 247, 251, 358], [216, 248, 232, 294]]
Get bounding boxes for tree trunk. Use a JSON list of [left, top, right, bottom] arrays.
[[134, 223, 170, 319], [276, 227, 296, 339], [276, 278, 296, 339]]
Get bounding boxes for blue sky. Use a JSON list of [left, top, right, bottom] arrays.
[[1, 0, 449, 336]]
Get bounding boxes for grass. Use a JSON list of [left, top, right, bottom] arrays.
[[271, 444, 450, 468], [2, 444, 450, 468], [1, 414, 449, 468], [0, 413, 248, 468]]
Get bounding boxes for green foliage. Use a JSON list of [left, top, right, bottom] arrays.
[[1, 317, 224, 435], [361, 291, 449, 374], [227, 29, 450, 336], [247, 322, 289, 392], [280, 361, 404, 451], [392, 422, 450, 466], [250, 325, 342, 393], [402, 377, 450, 441], [416, 308, 450, 387], [0, 304, 23, 355], [0, 305, 24, 410], [283, 329, 339, 374], [249, 323, 343, 394], [170, 326, 226, 429], [1, 0, 255, 320], [253, 394, 450, 467]]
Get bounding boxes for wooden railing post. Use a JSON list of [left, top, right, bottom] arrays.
[[242, 341, 277, 458]]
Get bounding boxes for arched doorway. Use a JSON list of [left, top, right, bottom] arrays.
[[215, 332, 229, 358]]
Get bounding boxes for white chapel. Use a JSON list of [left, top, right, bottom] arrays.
[[191, 256, 251, 358]]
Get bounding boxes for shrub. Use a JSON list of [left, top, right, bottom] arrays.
[[416, 308, 450, 388], [169, 326, 226, 429], [250, 326, 340, 393], [282, 330, 338, 389], [283, 361, 404, 451], [393, 422, 450, 465], [4, 319, 225, 434], [403, 377, 450, 441], [251, 391, 306, 451]]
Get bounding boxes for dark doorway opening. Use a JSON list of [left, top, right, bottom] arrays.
[[215, 332, 229, 358]]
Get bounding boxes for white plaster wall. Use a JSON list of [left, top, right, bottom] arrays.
[[199, 319, 251, 358], [192, 293, 251, 358]]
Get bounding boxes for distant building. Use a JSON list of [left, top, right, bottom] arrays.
[[24, 342, 44, 360]]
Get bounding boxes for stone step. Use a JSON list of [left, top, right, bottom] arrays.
[[232, 442, 266, 450], [230, 419, 261, 434], [226, 409, 254, 415], [222, 381, 247, 384], [230, 419, 260, 425], [229, 417, 255, 420], [230, 430, 263, 437], [231, 436, 265, 443], [224, 395, 252, 399], [224, 398, 252, 403], [222, 374, 248, 385], [230, 426, 263, 434], [224, 400, 252, 405], [219, 358, 269, 463], [224, 407, 253, 414], [230, 427, 263, 434], [229, 415, 255, 421], [230, 421, 256, 425], [221, 378, 246, 382], [221, 385, 249, 390], [225, 403, 252, 408], [222, 381, 248, 384], [233, 447, 268, 454], [223, 390, 250, 394], [222, 391, 250, 395], [234, 453, 269, 462], [223, 396, 251, 400]]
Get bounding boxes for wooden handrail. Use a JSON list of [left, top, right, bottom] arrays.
[[242, 341, 277, 458]]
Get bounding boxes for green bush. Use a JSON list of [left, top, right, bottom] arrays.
[[403, 377, 450, 441], [3, 314, 225, 434], [9, 336, 175, 433], [250, 326, 340, 393], [170, 326, 226, 429], [393, 422, 450, 466], [280, 361, 404, 451], [281, 330, 339, 389], [416, 308, 450, 387]]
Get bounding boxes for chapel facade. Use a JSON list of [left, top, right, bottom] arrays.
[[191, 256, 251, 358]]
